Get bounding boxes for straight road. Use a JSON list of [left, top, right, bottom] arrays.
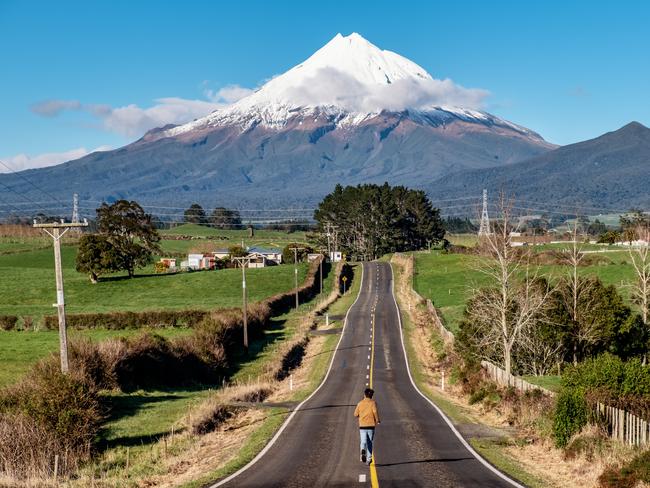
[[214, 262, 523, 488]]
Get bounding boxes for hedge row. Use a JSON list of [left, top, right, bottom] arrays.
[[43, 310, 209, 331], [553, 353, 650, 447], [41, 258, 331, 331]]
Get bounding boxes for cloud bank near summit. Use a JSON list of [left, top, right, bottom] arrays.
[[262, 67, 489, 113]]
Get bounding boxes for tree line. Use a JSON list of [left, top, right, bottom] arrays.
[[183, 204, 242, 229], [313, 183, 445, 260]]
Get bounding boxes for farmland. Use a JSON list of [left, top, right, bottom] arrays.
[[0, 327, 192, 388], [0, 226, 312, 321], [158, 224, 311, 254], [0, 225, 317, 387], [413, 242, 637, 333]]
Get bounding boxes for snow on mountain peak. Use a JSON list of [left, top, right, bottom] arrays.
[[164, 33, 494, 137]]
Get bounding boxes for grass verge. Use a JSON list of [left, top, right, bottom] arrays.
[[178, 263, 362, 487], [392, 256, 546, 486]]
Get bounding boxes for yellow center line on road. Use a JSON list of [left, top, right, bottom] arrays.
[[369, 307, 379, 488], [369, 313, 375, 388]]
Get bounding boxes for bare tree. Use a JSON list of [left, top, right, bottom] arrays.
[[518, 319, 564, 376], [557, 220, 599, 364], [469, 193, 554, 376], [629, 224, 650, 363]]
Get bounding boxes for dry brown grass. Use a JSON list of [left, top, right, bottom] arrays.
[[0, 225, 43, 239], [392, 253, 649, 488], [504, 426, 643, 488]]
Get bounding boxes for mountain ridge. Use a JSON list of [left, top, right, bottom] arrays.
[[427, 121, 650, 211], [0, 33, 554, 210]]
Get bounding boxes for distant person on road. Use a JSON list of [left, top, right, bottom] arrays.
[[354, 388, 380, 465]]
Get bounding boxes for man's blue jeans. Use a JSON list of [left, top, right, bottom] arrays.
[[359, 428, 375, 463]]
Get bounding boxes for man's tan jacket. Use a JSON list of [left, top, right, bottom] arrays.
[[354, 398, 380, 428]]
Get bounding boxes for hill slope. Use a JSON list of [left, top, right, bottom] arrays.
[[428, 122, 650, 211]]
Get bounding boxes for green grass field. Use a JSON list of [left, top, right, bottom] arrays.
[[0, 328, 192, 388], [414, 248, 638, 333], [159, 224, 311, 253], [0, 245, 308, 320], [521, 375, 562, 392]]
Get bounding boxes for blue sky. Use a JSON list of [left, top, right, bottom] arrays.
[[1, 0, 649, 170]]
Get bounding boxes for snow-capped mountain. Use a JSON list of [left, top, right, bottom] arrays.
[[155, 32, 543, 142], [0, 33, 555, 208]]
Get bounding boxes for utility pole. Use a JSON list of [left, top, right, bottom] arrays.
[[319, 253, 324, 294], [325, 223, 332, 257], [34, 219, 88, 373], [324, 222, 338, 262], [232, 256, 253, 352], [290, 246, 306, 309]]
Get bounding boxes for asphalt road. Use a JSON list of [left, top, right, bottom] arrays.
[[214, 262, 522, 488]]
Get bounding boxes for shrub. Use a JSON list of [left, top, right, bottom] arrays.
[[0, 413, 61, 479], [599, 449, 650, 488], [0, 315, 18, 331], [561, 354, 650, 417], [69, 338, 118, 390], [0, 359, 102, 477], [43, 309, 209, 330], [112, 333, 197, 391], [621, 358, 650, 396], [554, 388, 589, 448], [275, 338, 309, 381], [192, 404, 242, 435]]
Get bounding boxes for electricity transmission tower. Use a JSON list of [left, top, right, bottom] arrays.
[[71, 193, 79, 224], [478, 189, 491, 237], [34, 218, 88, 373]]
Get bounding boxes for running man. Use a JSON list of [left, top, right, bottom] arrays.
[[353, 388, 380, 465]]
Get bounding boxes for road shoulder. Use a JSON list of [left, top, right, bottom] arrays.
[[390, 256, 546, 488]]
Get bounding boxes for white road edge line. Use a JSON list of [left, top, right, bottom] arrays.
[[388, 262, 526, 488], [209, 263, 366, 487]]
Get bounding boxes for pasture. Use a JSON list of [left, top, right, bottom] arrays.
[[0, 245, 308, 319], [413, 246, 637, 333]]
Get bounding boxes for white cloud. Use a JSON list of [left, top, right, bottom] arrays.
[[101, 98, 222, 137], [30, 99, 82, 117], [204, 84, 255, 104], [274, 67, 489, 112], [1, 145, 111, 172], [30, 97, 227, 138]]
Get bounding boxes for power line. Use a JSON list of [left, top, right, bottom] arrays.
[[0, 159, 67, 208], [0, 179, 55, 215]]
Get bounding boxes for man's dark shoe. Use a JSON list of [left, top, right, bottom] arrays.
[[360, 449, 367, 463]]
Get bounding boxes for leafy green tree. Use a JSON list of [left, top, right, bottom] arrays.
[[96, 200, 161, 278], [228, 245, 247, 258], [443, 216, 478, 234], [210, 207, 242, 229], [183, 203, 207, 225], [75, 234, 120, 283], [549, 277, 636, 363], [597, 230, 621, 244], [587, 219, 607, 236], [313, 183, 445, 259], [282, 243, 314, 264]]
